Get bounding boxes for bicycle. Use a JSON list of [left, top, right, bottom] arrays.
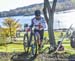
[[23, 25, 44, 56], [31, 29, 43, 56]]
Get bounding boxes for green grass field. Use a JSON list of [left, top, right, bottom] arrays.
[[0, 31, 75, 54]]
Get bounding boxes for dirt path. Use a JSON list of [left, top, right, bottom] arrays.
[[0, 52, 75, 61]]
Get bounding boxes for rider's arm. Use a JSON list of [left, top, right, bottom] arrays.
[[41, 18, 46, 29], [30, 18, 34, 28]]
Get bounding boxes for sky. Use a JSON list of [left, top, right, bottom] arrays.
[[0, 0, 52, 12]]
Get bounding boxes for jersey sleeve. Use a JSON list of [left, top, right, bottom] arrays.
[[41, 17, 46, 29], [30, 18, 34, 28]]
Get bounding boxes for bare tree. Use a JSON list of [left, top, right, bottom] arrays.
[[43, 0, 57, 50]]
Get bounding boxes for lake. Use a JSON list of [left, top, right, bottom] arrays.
[[0, 9, 75, 30]]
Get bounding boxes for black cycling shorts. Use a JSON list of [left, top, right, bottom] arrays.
[[34, 29, 44, 41]]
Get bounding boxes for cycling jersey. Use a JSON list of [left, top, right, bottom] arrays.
[[31, 17, 46, 30]]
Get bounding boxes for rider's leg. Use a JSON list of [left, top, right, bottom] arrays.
[[37, 33, 40, 48], [29, 31, 34, 46], [30, 31, 36, 55], [39, 29, 44, 48], [34, 29, 44, 48], [33, 30, 38, 55], [34, 29, 39, 45]]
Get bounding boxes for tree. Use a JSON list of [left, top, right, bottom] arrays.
[[43, 0, 57, 50], [2, 17, 21, 41]]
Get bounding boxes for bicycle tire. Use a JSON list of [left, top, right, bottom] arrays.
[[23, 33, 29, 53]]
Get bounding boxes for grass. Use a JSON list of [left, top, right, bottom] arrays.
[[0, 44, 24, 52], [0, 31, 75, 54]]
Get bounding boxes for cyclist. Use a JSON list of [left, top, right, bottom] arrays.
[[30, 10, 46, 48]]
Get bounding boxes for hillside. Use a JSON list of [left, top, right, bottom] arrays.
[[0, 0, 75, 17]]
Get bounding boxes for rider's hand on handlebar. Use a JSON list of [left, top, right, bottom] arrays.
[[38, 23, 43, 29]]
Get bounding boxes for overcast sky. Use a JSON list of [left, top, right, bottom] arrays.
[[0, 0, 52, 12]]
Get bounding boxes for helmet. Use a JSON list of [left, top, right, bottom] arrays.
[[35, 10, 41, 16]]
